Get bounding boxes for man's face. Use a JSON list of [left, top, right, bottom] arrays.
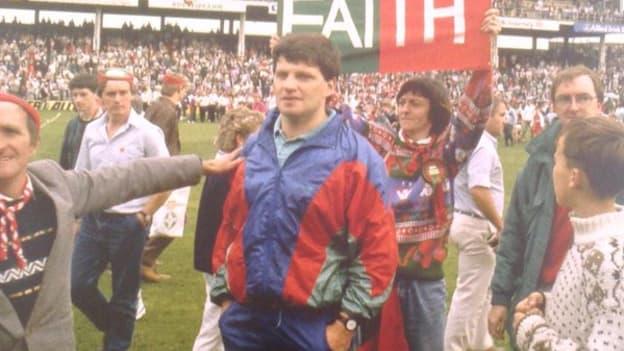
[[71, 88, 99, 119], [553, 75, 602, 124], [0, 102, 37, 190], [396, 92, 432, 138], [486, 102, 507, 137], [101, 80, 132, 120], [552, 136, 574, 207], [273, 57, 334, 123]]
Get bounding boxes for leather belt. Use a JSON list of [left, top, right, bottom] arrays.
[[454, 209, 486, 220]]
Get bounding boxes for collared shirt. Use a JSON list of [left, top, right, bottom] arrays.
[[453, 130, 504, 218], [273, 111, 335, 167], [75, 109, 169, 214], [398, 129, 431, 145]]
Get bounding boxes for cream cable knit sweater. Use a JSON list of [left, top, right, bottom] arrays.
[[516, 208, 624, 350]]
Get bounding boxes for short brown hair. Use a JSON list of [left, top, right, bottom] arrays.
[[216, 108, 264, 152], [273, 33, 341, 81], [396, 77, 452, 135], [69, 74, 98, 93], [560, 116, 624, 198], [550, 65, 603, 104]]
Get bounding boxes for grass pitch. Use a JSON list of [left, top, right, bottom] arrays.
[[36, 110, 526, 350]]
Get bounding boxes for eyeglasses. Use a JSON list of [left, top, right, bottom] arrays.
[[554, 94, 596, 108]]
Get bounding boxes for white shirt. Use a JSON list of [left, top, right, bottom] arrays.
[[75, 109, 169, 213], [453, 130, 504, 218]]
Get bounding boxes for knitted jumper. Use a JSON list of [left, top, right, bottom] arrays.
[[346, 70, 492, 280], [516, 208, 624, 350]]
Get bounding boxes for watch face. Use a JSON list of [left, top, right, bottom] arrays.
[[345, 319, 357, 331]]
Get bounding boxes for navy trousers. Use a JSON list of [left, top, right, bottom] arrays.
[[71, 212, 147, 351], [219, 301, 335, 351]]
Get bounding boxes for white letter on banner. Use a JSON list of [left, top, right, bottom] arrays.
[[396, 0, 406, 47], [322, 0, 363, 48], [424, 0, 465, 44], [365, 0, 374, 48], [282, 0, 324, 34]]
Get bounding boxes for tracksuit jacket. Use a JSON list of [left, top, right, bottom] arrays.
[[211, 110, 398, 320]]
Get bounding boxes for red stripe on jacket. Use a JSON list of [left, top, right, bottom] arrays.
[[282, 161, 397, 304]]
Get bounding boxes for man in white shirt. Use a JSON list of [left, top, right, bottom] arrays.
[[445, 97, 506, 351], [71, 69, 171, 351]]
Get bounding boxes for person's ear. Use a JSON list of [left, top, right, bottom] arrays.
[[326, 79, 336, 97], [569, 168, 584, 190]]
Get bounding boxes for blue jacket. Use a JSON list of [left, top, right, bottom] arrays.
[[211, 109, 398, 320]]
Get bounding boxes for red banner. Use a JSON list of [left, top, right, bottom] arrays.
[[379, 0, 491, 72], [279, 0, 492, 73]]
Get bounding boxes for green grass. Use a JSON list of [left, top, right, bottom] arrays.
[[36, 110, 527, 350]]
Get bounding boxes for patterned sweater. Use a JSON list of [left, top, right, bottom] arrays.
[[516, 208, 624, 350], [347, 70, 492, 280]]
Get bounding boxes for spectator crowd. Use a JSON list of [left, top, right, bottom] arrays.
[[497, 0, 624, 23], [2, 16, 624, 128]]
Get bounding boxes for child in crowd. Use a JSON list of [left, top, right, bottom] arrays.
[[513, 116, 624, 350]]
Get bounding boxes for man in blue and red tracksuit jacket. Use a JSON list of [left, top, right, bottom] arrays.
[[210, 33, 398, 351]]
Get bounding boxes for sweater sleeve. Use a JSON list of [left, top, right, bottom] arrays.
[[444, 69, 492, 177], [516, 307, 624, 350], [341, 106, 396, 156]]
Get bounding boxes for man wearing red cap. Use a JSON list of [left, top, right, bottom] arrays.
[[140, 72, 188, 283], [0, 91, 241, 351]]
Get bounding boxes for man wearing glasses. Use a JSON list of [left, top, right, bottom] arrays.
[[488, 65, 606, 346]]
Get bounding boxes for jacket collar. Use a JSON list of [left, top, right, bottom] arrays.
[[258, 108, 341, 150], [525, 118, 561, 164]]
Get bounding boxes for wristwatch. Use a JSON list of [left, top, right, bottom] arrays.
[[338, 312, 359, 332]]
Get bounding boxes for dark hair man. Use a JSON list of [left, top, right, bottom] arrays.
[[59, 74, 101, 170], [210, 33, 398, 351]]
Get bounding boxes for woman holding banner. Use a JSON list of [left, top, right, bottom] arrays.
[[344, 9, 501, 350]]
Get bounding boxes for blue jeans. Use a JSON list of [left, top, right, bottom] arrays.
[[397, 277, 447, 351], [71, 213, 147, 351], [219, 302, 333, 351]]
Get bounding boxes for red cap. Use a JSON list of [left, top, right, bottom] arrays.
[[162, 73, 187, 86], [0, 93, 41, 130], [97, 68, 134, 88]]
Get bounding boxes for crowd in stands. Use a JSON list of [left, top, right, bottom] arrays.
[[497, 0, 624, 23], [2, 19, 624, 126]]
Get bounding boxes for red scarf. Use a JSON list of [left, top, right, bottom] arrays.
[[0, 182, 33, 269]]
